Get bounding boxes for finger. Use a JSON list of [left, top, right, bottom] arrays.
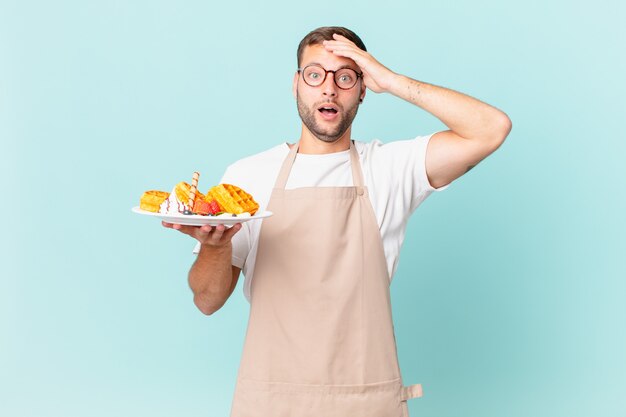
[[323, 44, 353, 53], [222, 223, 242, 241], [169, 223, 203, 238], [210, 224, 226, 242], [192, 225, 212, 241], [323, 44, 367, 60], [325, 39, 364, 54], [194, 225, 214, 241], [323, 38, 349, 45], [324, 46, 354, 58], [323, 40, 359, 51], [332, 33, 358, 47], [326, 48, 366, 64], [332, 33, 350, 41], [325, 43, 365, 55], [200, 224, 214, 234]]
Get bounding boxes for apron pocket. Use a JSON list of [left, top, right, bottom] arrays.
[[231, 377, 407, 417]]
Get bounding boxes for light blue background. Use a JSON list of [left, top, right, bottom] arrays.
[[2, 0, 625, 416]]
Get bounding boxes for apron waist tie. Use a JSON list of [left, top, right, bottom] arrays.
[[400, 384, 423, 401]]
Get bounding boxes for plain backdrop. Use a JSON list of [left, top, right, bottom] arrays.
[[1, 0, 625, 416]]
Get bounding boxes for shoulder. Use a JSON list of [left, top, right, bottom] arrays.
[[223, 143, 289, 184], [221, 143, 289, 194], [355, 134, 435, 157], [354, 133, 436, 168], [227, 143, 289, 172], [355, 132, 448, 196]]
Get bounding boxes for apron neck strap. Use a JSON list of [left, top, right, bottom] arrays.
[[274, 143, 299, 190], [274, 140, 364, 190], [348, 141, 364, 188]]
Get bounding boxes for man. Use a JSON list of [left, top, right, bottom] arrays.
[[164, 26, 511, 417]]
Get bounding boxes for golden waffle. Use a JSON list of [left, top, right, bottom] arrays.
[[206, 184, 259, 215], [140, 190, 170, 212], [174, 182, 206, 209]]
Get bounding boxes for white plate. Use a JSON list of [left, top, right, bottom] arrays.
[[132, 206, 273, 226]]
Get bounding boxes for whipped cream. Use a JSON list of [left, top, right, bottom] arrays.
[[159, 188, 191, 214]]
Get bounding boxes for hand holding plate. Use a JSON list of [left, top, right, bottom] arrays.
[[162, 221, 242, 248]]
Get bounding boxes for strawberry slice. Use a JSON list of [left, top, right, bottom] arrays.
[[207, 199, 223, 215], [192, 199, 211, 215]]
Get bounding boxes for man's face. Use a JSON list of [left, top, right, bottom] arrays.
[[293, 44, 365, 143]]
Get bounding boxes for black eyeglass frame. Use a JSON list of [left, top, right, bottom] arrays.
[[297, 65, 363, 90]]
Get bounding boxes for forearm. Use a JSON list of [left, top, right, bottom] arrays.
[[387, 74, 511, 142], [188, 243, 234, 314], [321, 35, 510, 141]]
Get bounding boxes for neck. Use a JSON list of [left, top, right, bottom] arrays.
[[296, 125, 352, 154]]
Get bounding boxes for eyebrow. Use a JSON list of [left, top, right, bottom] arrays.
[[306, 62, 359, 71]]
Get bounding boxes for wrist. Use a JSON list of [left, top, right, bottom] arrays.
[[385, 73, 409, 96], [368, 69, 398, 94], [198, 241, 231, 255]]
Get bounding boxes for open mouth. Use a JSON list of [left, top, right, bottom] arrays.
[[318, 104, 339, 117]]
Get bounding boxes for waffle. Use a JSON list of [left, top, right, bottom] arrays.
[[140, 190, 170, 212], [174, 182, 206, 209], [206, 184, 259, 215]]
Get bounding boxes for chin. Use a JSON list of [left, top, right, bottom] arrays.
[[313, 128, 348, 143]]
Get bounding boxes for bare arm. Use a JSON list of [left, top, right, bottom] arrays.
[[163, 222, 242, 315], [386, 76, 512, 188], [324, 34, 512, 188]]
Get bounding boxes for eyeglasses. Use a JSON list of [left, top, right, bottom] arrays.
[[297, 65, 363, 90]]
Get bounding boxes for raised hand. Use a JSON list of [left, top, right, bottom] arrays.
[[322, 33, 397, 94]]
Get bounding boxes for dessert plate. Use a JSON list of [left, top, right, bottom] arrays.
[[132, 207, 273, 226]]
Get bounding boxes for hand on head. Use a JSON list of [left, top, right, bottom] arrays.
[[322, 33, 395, 94]]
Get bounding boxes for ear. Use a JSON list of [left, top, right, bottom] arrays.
[[292, 71, 299, 99], [359, 85, 366, 103]]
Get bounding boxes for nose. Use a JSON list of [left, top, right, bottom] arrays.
[[321, 73, 338, 97]]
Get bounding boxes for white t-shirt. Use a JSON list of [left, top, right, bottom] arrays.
[[194, 133, 451, 302]]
